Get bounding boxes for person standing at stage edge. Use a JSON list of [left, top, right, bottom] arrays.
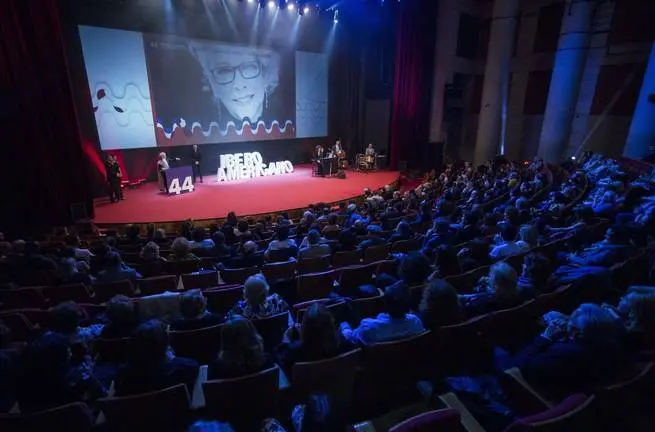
[[105, 154, 122, 203], [191, 144, 203, 183]]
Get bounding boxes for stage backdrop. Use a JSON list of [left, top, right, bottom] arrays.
[[60, 0, 347, 196]]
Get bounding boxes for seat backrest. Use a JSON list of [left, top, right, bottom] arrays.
[[351, 295, 386, 321], [504, 394, 595, 431], [296, 270, 335, 302], [445, 266, 490, 294], [333, 250, 362, 267], [338, 264, 376, 290], [363, 245, 389, 263], [204, 285, 244, 315], [202, 366, 280, 429], [98, 384, 191, 432], [93, 280, 135, 303], [138, 275, 178, 296], [364, 332, 432, 383], [390, 238, 422, 254], [26, 402, 94, 432], [0, 312, 34, 341], [169, 323, 224, 364], [534, 284, 572, 315], [180, 271, 219, 290], [375, 259, 398, 278], [95, 337, 131, 364], [293, 349, 362, 404], [262, 261, 297, 282], [293, 299, 348, 323], [597, 362, 655, 412], [297, 255, 332, 275], [221, 267, 260, 285], [0, 287, 47, 309], [42, 283, 92, 305], [388, 408, 461, 432], [135, 261, 163, 278], [268, 247, 298, 263], [252, 311, 289, 352], [163, 259, 199, 275]]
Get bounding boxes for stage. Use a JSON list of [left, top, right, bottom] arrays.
[[93, 165, 400, 225]]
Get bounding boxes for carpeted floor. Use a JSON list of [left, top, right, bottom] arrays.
[[94, 165, 400, 224]]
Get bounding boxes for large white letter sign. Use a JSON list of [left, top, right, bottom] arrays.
[[216, 151, 294, 182]]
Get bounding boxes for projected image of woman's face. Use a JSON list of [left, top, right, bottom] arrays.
[[196, 49, 267, 123]]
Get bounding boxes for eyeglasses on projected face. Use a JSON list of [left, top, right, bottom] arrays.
[[210, 61, 262, 85]]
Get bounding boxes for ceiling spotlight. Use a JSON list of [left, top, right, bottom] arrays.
[[268, 0, 275, 8], [247, 0, 254, 2], [287, 3, 294, 10], [333, 9, 339, 22], [303, 6, 310, 14]]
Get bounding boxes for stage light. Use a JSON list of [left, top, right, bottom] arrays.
[[303, 6, 310, 14], [571, 156, 576, 161], [287, 3, 294, 10], [247, 0, 254, 2], [333, 9, 338, 23], [268, 0, 275, 8]]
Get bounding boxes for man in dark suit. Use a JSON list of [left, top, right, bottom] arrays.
[[105, 154, 122, 203], [191, 144, 202, 183]]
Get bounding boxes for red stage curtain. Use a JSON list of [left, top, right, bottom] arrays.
[[389, 0, 438, 169], [0, 0, 92, 235]]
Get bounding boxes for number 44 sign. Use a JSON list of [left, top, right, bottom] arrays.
[[168, 176, 195, 195]]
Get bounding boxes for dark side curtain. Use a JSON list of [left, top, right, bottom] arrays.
[[0, 0, 92, 236], [389, 0, 438, 169]]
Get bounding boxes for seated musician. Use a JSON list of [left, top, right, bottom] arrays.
[[365, 143, 375, 156], [364, 143, 375, 169], [333, 139, 344, 158]]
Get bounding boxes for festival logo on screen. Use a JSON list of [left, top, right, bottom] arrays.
[[145, 36, 296, 146]]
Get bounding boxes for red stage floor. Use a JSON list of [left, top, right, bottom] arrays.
[[93, 165, 400, 225]]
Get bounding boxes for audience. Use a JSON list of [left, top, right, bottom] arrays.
[[140, 241, 166, 263], [208, 315, 272, 380], [168, 237, 201, 262], [418, 279, 464, 330], [97, 252, 142, 283], [489, 223, 528, 260], [115, 319, 199, 396], [276, 303, 355, 375], [339, 283, 425, 345], [100, 295, 138, 339], [228, 274, 289, 320], [189, 228, 215, 251], [298, 230, 331, 260], [517, 252, 552, 300], [170, 290, 224, 331], [462, 262, 520, 317], [357, 225, 386, 251]]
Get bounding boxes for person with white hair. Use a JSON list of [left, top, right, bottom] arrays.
[[227, 274, 289, 320], [188, 40, 282, 129], [157, 152, 169, 192], [343, 203, 362, 228]]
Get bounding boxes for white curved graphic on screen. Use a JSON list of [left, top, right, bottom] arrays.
[[93, 81, 151, 102], [156, 119, 294, 139]]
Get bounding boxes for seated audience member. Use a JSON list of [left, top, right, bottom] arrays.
[[489, 223, 528, 260], [337, 228, 358, 252], [432, 245, 462, 279], [189, 228, 215, 250], [343, 204, 363, 228], [228, 274, 289, 320], [517, 253, 552, 300], [461, 262, 520, 317], [234, 219, 257, 243], [140, 241, 166, 263], [424, 219, 453, 249], [322, 214, 341, 238], [97, 252, 142, 283], [564, 225, 636, 268], [222, 241, 263, 269], [168, 237, 201, 262], [170, 290, 224, 331], [481, 213, 500, 236], [64, 235, 94, 262], [457, 239, 491, 272], [339, 283, 425, 345], [208, 315, 273, 380], [516, 224, 538, 249], [100, 295, 138, 339], [17, 333, 107, 412], [115, 319, 199, 396], [48, 301, 103, 348], [58, 247, 95, 285], [454, 212, 482, 244], [153, 228, 168, 244], [357, 225, 386, 251], [210, 231, 232, 257], [389, 221, 412, 243], [298, 230, 331, 260], [292, 393, 348, 432], [276, 303, 356, 375], [502, 304, 623, 401], [125, 224, 143, 244], [391, 252, 432, 290], [0, 350, 15, 413], [265, 225, 298, 259], [605, 292, 655, 353], [418, 279, 463, 330]]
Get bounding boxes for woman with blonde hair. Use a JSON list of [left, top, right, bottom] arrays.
[[227, 274, 289, 320], [208, 315, 272, 379], [140, 241, 166, 263], [461, 262, 521, 317], [167, 237, 200, 262]]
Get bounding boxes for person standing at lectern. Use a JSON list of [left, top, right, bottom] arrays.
[[157, 152, 170, 192], [105, 154, 122, 203], [191, 144, 202, 183]]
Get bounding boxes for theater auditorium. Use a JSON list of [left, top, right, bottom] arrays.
[[2, 0, 655, 430]]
